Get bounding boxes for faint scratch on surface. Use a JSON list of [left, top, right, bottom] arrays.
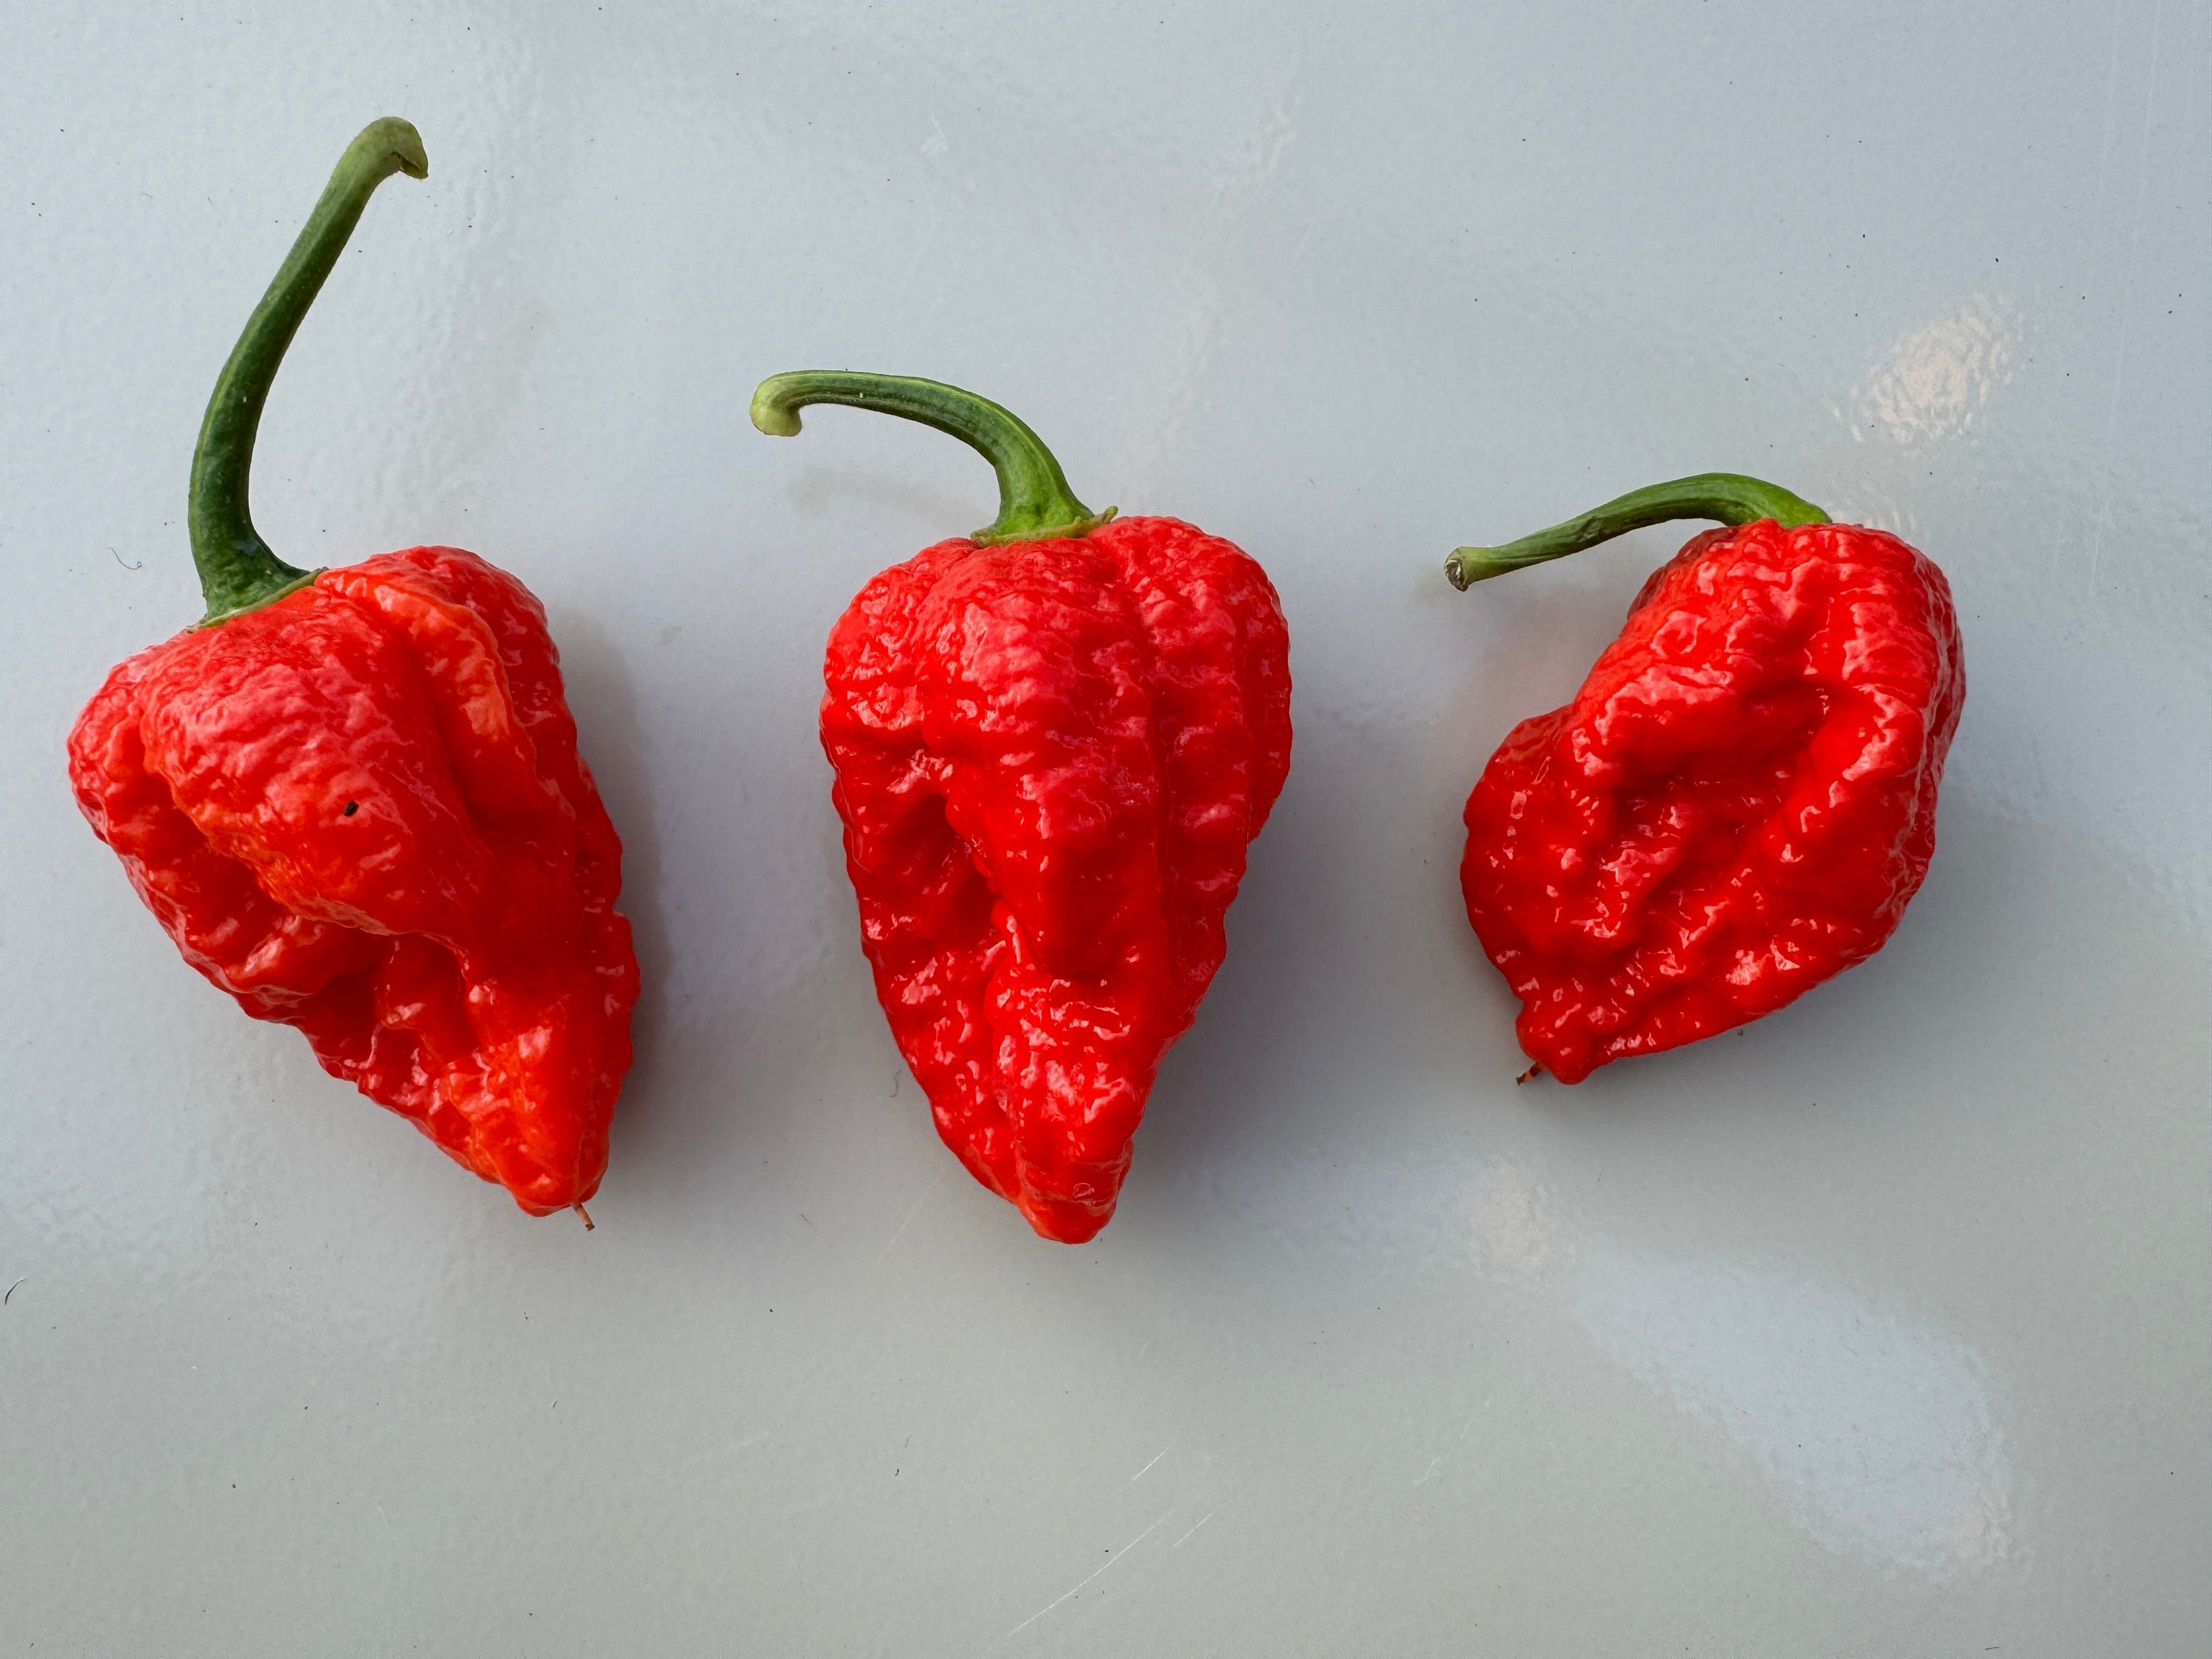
[[1169, 1512, 1214, 1549], [686, 1430, 770, 1474], [1006, 1509, 1175, 1638], [873, 1196, 926, 1267], [1413, 1457, 1442, 1487], [1126, 1449, 1165, 1485]]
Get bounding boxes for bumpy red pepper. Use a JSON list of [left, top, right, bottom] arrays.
[[752, 373, 1290, 1241], [66, 120, 639, 1217], [1446, 475, 1964, 1084]]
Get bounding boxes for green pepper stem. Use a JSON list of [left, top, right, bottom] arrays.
[[1445, 473, 1831, 590], [750, 371, 1115, 546], [188, 118, 428, 625]]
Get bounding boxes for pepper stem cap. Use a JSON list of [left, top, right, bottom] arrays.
[[188, 118, 428, 626], [1446, 472, 1831, 590], [751, 371, 1115, 546]]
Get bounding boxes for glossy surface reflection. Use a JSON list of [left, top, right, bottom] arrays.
[[2, 2, 2206, 1653]]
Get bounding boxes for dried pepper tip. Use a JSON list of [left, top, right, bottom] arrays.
[[190, 118, 429, 626], [1444, 472, 1832, 590], [750, 370, 1117, 546]]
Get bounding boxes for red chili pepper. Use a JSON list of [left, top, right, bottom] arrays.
[[66, 120, 639, 1218], [1446, 475, 1964, 1084], [753, 373, 1291, 1241]]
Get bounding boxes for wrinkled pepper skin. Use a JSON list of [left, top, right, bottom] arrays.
[[1455, 503, 1963, 1084], [66, 119, 637, 1215], [755, 371, 1289, 1241], [69, 548, 638, 1213], [823, 517, 1290, 1241]]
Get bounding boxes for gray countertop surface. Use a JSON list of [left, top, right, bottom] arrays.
[[2, 2, 2206, 1653]]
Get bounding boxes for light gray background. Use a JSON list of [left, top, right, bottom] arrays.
[[3, 2, 2207, 1654]]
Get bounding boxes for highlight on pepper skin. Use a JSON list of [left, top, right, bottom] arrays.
[[752, 370, 1291, 1243], [65, 119, 639, 1217], [1446, 474, 1965, 1084]]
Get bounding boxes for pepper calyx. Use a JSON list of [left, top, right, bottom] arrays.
[[195, 568, 325, 628], [971, 503, 1117, 547]]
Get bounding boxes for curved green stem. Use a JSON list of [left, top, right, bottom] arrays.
[[1445, 473, 1830, 591], [751, 372, 1114, 546], [188, 118, 428, 625]]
